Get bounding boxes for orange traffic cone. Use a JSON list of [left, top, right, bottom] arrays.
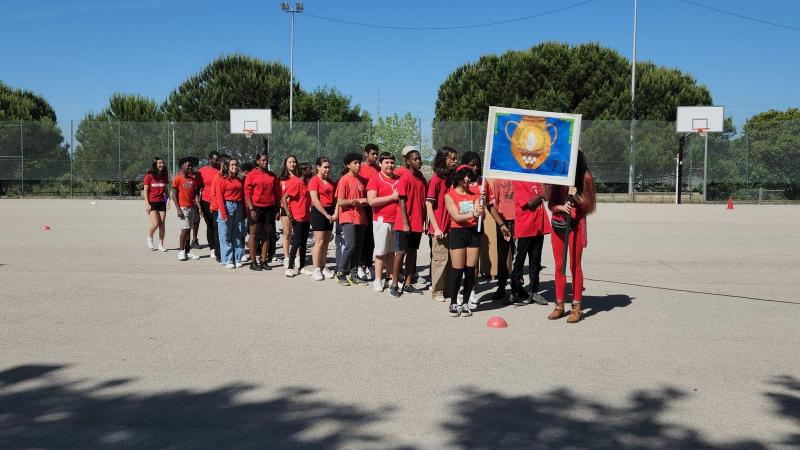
[[726, 197, 734, 210]]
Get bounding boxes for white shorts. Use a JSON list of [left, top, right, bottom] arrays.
[[372, 219, 394, 257], [179, 206, 196, 230]]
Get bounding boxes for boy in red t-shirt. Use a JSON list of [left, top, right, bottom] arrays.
[[335, 153, 369, 286], [393, 145, 428, 296], [366, 152, 401, 295], [171, 157, 202, 261], [510, 180, 551, 305]]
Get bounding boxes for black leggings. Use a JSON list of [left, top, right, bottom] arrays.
[[200, 200, 218, 258], [495, 220, 515, 286], [448, 265, 476, 305], [511, 235, 544, 291], [288, 221, 311, 269]]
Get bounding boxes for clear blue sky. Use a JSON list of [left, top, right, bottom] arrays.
[[2, 0, 799, 130]]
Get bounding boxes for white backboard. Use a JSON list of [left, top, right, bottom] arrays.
[[230, 109, 272, 134], [676, 106, 724, 133]]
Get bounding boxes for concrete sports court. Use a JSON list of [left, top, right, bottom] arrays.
[[1, 199, 798, 449]]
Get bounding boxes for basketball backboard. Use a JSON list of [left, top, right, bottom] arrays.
[[676, 106, 724, 133], [230, 109, 272, 135]]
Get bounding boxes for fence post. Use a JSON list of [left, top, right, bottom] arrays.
[[70, 119, 74, 198], [317, 120, 321, 157], [20, 120, 24, 198], [215, 120, 219, 152], [470, 120, 474, 152], [118, 122, 122, 197]]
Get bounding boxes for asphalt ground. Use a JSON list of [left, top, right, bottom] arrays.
[[1, 199, 798, 449]]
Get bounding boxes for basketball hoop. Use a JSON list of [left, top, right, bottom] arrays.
[[243, 129, 255, 139]]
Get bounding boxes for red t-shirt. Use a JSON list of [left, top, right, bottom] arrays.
[[209, 173, 220, 212], [308, 176, 336, 207], [245, 169, 281, 207], [197, 166, 220, 203], [336, 174, 365, 225], [358, 162, 380, 187], [426, 174, 450, 235], [172, 172, 200, 208], [214, 176, 244, 220], [447, 187, 479, 229], [143, 173, 168, 203], [284, 177, 311, 222], [493, 179, 515, 220], [513, 181, 551, 238], [366, 172, 400, 224], [396, 170, 427, 232]]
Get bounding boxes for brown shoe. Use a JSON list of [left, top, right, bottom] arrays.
[[566, 303, 582, 323], [548, 302, 565, 320]]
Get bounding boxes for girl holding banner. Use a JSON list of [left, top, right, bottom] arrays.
[[544, 150, 596, 323]]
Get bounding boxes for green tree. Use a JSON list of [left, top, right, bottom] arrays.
[[0, 82, 68, 194], [360, 113, 420, 156], [434, 42, 711, 122], [738, 108, 800, 198]]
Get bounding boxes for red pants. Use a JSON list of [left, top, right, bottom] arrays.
[[550, 219, 585, 302]]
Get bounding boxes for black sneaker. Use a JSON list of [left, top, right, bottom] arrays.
[[389, 285, 402, 298], [530, 292, 548, 305], [491, 288, 507, 300], [460, 304, 473, 317], [349, 275, 368, 286], [260, 261, 272, 271], [449, 304, 461, 317], [512, 286, 530, 303], [249, 262, 262, 271], [402, 285, 424, 295]]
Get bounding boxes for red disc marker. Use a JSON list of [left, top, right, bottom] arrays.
[[487, 316, 508, 329]]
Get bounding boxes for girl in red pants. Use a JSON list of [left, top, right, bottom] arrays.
[[544, 150, 596, 323]]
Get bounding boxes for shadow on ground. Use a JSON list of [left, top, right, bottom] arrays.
[[2, 365, 797, 449]]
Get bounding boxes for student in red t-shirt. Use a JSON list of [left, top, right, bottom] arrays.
[[197, 151, 221, 259], [143, 157, 169, 252], [215, 158, 245, 269], [335, 153, 369, 286], [393, 145, 428, 296], [281, 162, 313, 277], [426, 146, 458, 302], [171, 157, 202, 262], [244, 151, 281, 271], [357, 143, 380, 280], [367, 152, 401, 295], [308, 157, 338, 281], [544, 150, 597, 323], [509, 180, 551, 306], [278, 156, 299, 267], [490, 177, 519, 301]]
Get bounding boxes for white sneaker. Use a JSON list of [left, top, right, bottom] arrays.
[[322, 268, 336, 279], [177, 251, 187, 261], [301, 267, 313, 276], [372, 278, 384, 292], [285, 268, 297, 278], [241, 254, 250, 263], [147, 236, 154, 250], [311, 268, 324, 281], [468, 291, 479, 309], [234, 262, 243, 268], [283, 257, 290, 268], [158, 243, 167, 252], [187, 252, 200, 260], [357, 266, 366, 279], [223, 263, 235, 269]]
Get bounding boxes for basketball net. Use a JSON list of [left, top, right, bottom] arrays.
[[243, 129, 255, 139]]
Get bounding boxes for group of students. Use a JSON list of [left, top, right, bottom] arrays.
[[142, 143, 596, 322]]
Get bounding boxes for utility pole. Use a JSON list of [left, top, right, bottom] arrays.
[[281, 2, 304, 129]]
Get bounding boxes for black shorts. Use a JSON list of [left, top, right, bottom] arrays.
[[250, 206, 276, 225], [448, 227, 481, 249], [149, 201, 166, 212], [395, 231, 422, 251], [311, 205, 335, 231]]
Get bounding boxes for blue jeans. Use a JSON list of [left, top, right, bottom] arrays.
[[217, 201, 244, 265]]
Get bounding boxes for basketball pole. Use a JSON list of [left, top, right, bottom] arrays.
[[703, 132, 708, 201]]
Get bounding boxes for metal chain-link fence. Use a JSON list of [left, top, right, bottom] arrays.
[[1, 119, 799, 201]]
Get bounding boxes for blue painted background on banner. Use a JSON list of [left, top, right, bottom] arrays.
[[490, 113, 575, 177]]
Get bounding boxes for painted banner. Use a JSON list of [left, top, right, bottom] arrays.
[[482, 106, 582, 186]]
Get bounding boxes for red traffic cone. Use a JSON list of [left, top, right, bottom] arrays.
[[486, 316, 508, 329], [726, 197, 734, 210]]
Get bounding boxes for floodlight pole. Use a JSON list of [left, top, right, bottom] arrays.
[[628, 0, 638, 195], [282, 2, 303, 130]]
